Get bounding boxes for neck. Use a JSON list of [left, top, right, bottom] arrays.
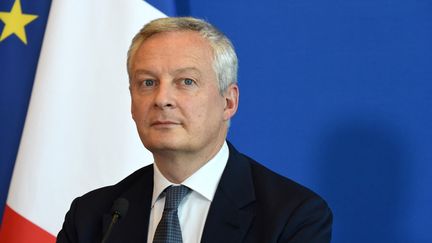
[[153, 139, 225, 184]]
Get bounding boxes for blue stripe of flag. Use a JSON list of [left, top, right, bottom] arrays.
[[0, 0, 52, 224]]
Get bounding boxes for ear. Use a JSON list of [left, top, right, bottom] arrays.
[[130, 88, 136, 121], [223, 84, 239, 121], [131, 105, 136, 120]]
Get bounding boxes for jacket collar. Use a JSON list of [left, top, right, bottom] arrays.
[[201, 142, 256, 243]]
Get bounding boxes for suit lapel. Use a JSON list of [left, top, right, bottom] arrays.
[[102, 165, 154, 242], [201, 143, 256, 243]]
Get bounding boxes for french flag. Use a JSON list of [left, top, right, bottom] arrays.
[[0, 0, 166, 241]]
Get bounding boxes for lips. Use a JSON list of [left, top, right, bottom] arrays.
[[151, 120, 181, 127]]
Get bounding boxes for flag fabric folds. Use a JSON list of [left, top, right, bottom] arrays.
[[0, 0, 165, 242]]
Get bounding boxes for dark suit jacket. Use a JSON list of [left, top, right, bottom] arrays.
[[57, 143, 332, 243]]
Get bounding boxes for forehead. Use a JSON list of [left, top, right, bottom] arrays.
[[135, 31, 214, 64], [144, 30, 210, 47]]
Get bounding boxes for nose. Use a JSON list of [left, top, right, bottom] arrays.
[[154, 81, 175, 109]]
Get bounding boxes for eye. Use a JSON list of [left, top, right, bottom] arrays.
[[144, 79, 155, 87], [183, 78, 195, 86]]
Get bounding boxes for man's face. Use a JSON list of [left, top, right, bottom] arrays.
[[130, 31, 238, 156]]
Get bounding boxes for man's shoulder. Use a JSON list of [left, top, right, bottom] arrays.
[[76, 164, 153, 206], [245, 153, 321, 201], [227, 142, 328, 209], [57, 165, 154, 242], [221, 143, 332, 242]]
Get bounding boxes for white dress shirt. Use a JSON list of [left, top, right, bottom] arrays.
[[147, 141, 229, 243]]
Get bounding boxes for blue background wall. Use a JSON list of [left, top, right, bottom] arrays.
[[166, 1, 432, 242], [2, 0, 432, 242]]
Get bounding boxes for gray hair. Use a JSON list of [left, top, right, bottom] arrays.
[[127, 17, 238, 93]]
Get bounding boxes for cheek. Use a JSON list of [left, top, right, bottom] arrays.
[[131, 100, 149, 122], [180, 98, 207, 124], [193, 96, 224, 121]]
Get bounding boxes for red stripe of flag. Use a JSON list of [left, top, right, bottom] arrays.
[[0, 205, 55, 243]]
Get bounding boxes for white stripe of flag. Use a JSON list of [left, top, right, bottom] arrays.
[[5, 0, 165, 237]]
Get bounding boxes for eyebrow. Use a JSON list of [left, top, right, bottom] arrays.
[[133, 69, 156, 77], [171, 67, 201, 76], [133, 67, 201, 78]]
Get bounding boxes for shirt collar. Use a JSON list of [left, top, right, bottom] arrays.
[[152, 141, 229, 206]]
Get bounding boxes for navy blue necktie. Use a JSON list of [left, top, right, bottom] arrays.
[[153, 185, 190, 243]]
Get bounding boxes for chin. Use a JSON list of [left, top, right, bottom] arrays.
[[142, 137, 186, 153]]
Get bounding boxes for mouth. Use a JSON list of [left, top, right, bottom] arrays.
[[151, 120, 181, 128]]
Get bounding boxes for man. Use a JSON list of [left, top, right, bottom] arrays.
[[57, 17, 332, 243]]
